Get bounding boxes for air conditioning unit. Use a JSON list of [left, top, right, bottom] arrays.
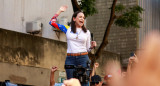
[[26, 21, 42, 34]]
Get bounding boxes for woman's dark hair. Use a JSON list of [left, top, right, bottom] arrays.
[[71, 11, 87, 33]]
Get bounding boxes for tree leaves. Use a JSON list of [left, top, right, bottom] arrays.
[[115, 5, 144, 28], [115, 4, 125, 13], [79, 0, 97, 17]]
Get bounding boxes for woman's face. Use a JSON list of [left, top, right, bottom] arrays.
[[73, 12, 85, 28]]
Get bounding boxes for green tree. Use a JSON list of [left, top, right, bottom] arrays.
[[71, 0, 143, 62], [71, 0, 97, 17]]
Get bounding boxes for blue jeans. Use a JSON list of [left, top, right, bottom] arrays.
[[65, 55, 90, 86]]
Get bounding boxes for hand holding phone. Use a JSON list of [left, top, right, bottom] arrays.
[[130, 52, 135, 57], [129, 52, 138, 64]]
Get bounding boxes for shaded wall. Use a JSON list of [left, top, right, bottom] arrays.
[[0, 28, 67, 70], [0, 28, 121, 85], [0, 62, 50, 86]]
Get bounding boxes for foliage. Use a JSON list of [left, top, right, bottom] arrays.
[[78, 0, 97, 17], [115, 5, 144, 28], [115, 4, 125, 12]]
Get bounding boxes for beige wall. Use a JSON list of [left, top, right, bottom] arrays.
[[0, 0, 73, 41]]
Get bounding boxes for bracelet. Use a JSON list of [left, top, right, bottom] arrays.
[[89, 47, 93, 49], [54, 14, 59, 17], [52, 14, 58, 19]]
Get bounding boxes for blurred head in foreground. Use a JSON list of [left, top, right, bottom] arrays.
[[104, 60, 122, 86], [103, 31, 160, 86], [127, 31, 160, 86]]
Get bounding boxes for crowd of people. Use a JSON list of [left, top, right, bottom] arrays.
[[50, 31, 160, 86], [49, 5, 160, 86], [49, 54, 137, 86]]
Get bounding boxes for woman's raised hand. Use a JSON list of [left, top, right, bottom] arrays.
[[60, 5, 68, 12], [56, 5, 68, 15]]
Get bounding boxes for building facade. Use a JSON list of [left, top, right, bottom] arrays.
[[0, 0, 73, 85], [138, 0, 160, 47], [0, 0, 73, 41], [87, 0, 138, 60]]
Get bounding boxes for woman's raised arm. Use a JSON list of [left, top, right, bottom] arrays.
[[49, 6, 69, 34]]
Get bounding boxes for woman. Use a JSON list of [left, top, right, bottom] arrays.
[[49, 6, 96, 86]]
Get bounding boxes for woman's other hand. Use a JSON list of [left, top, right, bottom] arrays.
[[91, 41, 97, 48]]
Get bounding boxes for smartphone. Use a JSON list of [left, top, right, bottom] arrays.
[[130, 52, 135, 57]]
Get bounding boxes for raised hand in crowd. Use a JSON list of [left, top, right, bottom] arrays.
[[50, 66, 58, 86]]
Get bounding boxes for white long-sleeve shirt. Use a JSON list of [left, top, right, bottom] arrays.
[[66, 27, 91, 53]]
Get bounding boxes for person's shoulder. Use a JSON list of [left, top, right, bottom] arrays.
[[64, 25, 70, 29], [66, 27, 71, 32], [68, 26, 71, 30], [86, 29, 90, 34], [87, 29, 90, 32]]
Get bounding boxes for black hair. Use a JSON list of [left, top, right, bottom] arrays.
[[91, 75, 102, 82], [71, 11, 87, 33]]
